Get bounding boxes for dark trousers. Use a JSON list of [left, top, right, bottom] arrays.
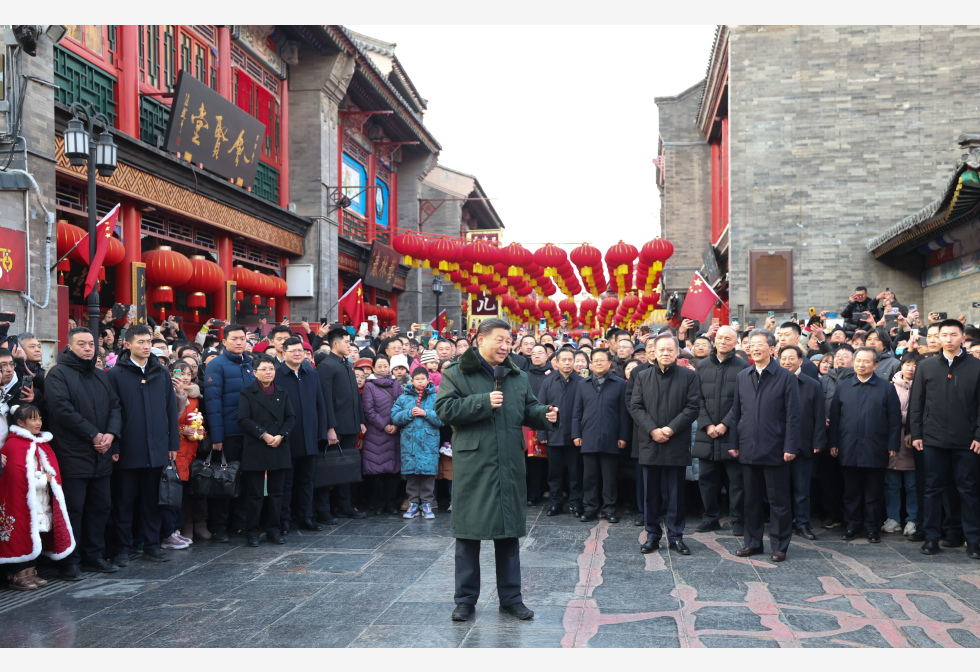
[[313, 434, 356, 516], [790, 455, 814, 529], [243, 468, 288, 536], [161, 486, 190, 537], [582, 452, 618, 515], [208, 435, 245, 535], [742, 462, 792, 553], [369, 473, 401, 509], [841, 466, 885, 534], [913, 445, 926, 528], [547, 444, 583, 509], [643, 465, 686, 541], [110, 466, 164, 555], [60, 475, 111, 566], [635, 459, 645, 514], [815, 449, 844, 524], [943, 466, 964, 540], [280, 454, 316, 525], [526, 455, 547, 501], [454, 537, 522, 607], [698, 457, 744, 526], [923, 447, 980, 543]]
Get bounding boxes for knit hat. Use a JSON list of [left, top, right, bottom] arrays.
[[353, 358, 374, 371], [419, 349, 438, 364], [390, 354, 410, 372]]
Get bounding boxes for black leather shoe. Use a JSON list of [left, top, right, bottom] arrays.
[[212, 531, 230, 543], [795, 526, 817, 540], [499, 602, 534, 620], [527, 497, 542, 507], [580, 512, 599, 522], [280, 521, 291, 536], [111, 554, 130, 568], [452, 603, 475, 621], [268, 534, 286, 545], [909, 530, 926, 542], [81, 558, 118, 574], [315, 514, 339, 526], [634, 513, 644, 527], [298, 518, 324, 531], [247, 535, 260, 548], [920, 540, 941, 555], [336, 508, 366, 520], [841, 529, 860, 541], [143, 548, 170, 562], [669, 540, 691, 555], [967, 542, 980, 560], [59, 565, 84, 582], [571, 506, 584, 518], [607, 514, 620, 524], [640, 537, 661, 554], [546, 506, 563, 517], [734, 546, 763, 557], [868, 533, 882, 544], [696, 520, 721, 533], [942, 536, 965, 548], [731, 523, 744, 537]]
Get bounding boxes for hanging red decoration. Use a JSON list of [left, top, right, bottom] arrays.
[[605, 241, 639, 299], [464, 240, 499, 275], [637, 238, 674, 291], [177, 255, 225, 321], [142, 246, 194, 321], [532, 244, 567, 278], [504, 243, 533, 277], [569, 243, 607, 298], [392, 232, 428, 268], [558, 298, 577, 322], [427, 238, 461, 273]]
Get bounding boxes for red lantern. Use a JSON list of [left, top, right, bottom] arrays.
[[532, 244, 567, 277], [638, 238, 674, 290], [427, 238, 462, 272], [56, 220, 85, 281], [392, 232, 427, 267], [464, 240, 499, 275], [142, 246, 193, 321], [605, 241, 639, 298], [178, 255, 226, 321], [558, 298, 577, 322], [503, 242, 532, 277]]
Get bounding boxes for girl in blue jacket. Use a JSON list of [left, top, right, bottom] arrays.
[[391, 368, 443, 519]]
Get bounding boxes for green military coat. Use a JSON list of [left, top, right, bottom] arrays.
[[434, 347, 558, 540]]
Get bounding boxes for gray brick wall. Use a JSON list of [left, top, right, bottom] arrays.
[[417, 183, 463, 337], [728, 25, 980, 320]]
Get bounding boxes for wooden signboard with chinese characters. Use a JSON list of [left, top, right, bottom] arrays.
[[131, 262, 147, 325], [0, 228, 26, 292], [364, 242, 401, 292], [164, 70, 265, 189], [749, 249, 793, 312]]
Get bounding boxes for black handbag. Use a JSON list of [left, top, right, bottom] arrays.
[[189, 449, 242, 499], [158, 458, 183, 510], [314, 444, 363, 489]]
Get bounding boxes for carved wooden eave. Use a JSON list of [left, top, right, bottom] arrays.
[[696, 25, 729, 140]]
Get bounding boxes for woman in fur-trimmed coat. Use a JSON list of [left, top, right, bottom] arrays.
[[0, 417, 75, 590]]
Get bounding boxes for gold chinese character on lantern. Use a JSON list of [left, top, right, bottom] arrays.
[[190, 103, 209, 146]]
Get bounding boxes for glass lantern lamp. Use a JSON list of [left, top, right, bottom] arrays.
[[95, 131, 118, 178], [63, 117, 89, 167]]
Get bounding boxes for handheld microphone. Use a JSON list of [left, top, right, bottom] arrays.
[[493, 365, 507, 392]]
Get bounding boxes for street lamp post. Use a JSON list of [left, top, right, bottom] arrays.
[[63, 102, 118, 338], [431, 275, 443, 336]]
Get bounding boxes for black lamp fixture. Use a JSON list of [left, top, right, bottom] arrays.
[[95, 131, 118, 177], [63, 117, 89, 166], [431, 276, 444, 334]]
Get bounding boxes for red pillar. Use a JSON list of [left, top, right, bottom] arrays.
[[366, 150, 376, 242], [114, 200, 141, 304], [278, 258, 290, 322], [278, 81, 290, 209], [117, 25, 140, 137], [390, 168, 399, 236], [215, 231, 233, 322], [721, 115, 730, 234], [217, 27, 232, 100], [710, 141, 720, 245]]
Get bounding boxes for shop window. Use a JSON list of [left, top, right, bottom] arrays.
[[54, 46, 117, 125], [139, 25, 216, 95]]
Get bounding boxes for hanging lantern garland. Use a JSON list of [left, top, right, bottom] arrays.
[[178, 255, 225, 322], [142, 246, 193, 322], [605, 241, 638, 299], [637, 237, 674, 292], [392, 232, 428, 268], [569, 243, 606, 297], [231, 266, 260, 313]]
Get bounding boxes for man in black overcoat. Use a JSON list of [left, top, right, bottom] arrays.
[[537, 347, 584, 516]]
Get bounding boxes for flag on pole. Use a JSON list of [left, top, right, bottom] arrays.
[[83, 203, 121, 298], [679, 271, 720, 322], [428, 309, 448, 332], [338, 279, 365, 326]]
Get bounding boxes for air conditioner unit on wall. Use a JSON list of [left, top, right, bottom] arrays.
[[285, 264, 315, 298]]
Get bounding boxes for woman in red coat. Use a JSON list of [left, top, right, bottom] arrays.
[[0, 405, 75, 590]]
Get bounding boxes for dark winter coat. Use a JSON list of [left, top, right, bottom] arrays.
[[629, 363, 700, 467], [14, 359, 46, 421], [840, 296, 882, 333], [729, 359, 801, 466], [820, 367, 855, 421], [45, 350, 122, 478], [361, 376, 402, 475], [795, 371, 827, 458], [909, 349, 980, 450], [693, 350, 750, 461], [434, 347, 557, 540], [237, 380, 295, 472], [317, 351, 364, 436], [106, 351, 179, 470], [874, 350, 902, 383], [536, 371, 582, 446], [202, 350, 254, 443], [391, 382, 443, 475], [526, 363, 552, 398], [572, 373, 630, 455], [799, 356, 820, 382], [828, 373, 901, 468], [275, 360, 328, 458]]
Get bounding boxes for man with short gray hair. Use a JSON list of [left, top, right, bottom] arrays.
[[12, 331, 46, 418]]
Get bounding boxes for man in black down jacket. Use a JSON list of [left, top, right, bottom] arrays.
[[693, 326, 749, 536], [828, 347, 900, 544], [525, 344, 552, 505], [629, 333, 701, 555], [816, 345, 855, 529], [46, 327, 122, 580], [778, 345, 827, 541], [537, 347, 584, 517], [315, 328, 366, 521], [107, 326, 179, 565], [909, 319, 980, 558], [729, 329, 801, 562]]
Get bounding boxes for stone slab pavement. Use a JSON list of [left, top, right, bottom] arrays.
[[2, 506, 980, 648]]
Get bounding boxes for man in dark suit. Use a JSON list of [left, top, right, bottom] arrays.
[[537, 347, 584, 516], [277, 336, 329, 533], [315, 327, 367, 522], [629, 333, 701, 555], [729, 329, 801, 562], [778, 345, 827, 540], [776, 322, 820, 381]]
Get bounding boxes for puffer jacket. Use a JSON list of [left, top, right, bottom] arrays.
[[890, 372, 914, 471], [202, 350, 254, 443], [820, 367, 855, 421], [391, 381, 443, 475], [875, 350, 902, 382], [361, 375, 402, 475], [693, 350, 750, 461]]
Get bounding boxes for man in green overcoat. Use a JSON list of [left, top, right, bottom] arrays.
[[435, 318, 558, 622]]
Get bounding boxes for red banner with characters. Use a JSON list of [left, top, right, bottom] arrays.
[[0, 228, 27, 292]]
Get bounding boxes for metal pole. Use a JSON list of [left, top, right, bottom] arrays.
[[435, 290, 440, 336], [86, 115, 100, 339]]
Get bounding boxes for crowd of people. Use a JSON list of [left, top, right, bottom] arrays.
[[1, 282, 979, 593]]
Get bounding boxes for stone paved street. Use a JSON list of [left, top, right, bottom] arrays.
[[3, 506, 980, 648]]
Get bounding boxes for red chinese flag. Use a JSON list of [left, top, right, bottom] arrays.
[[679, 271, 719, 322], [338, 279, 365, 326], [428, 309, 447, 332], [83, 204, 121, 298]]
